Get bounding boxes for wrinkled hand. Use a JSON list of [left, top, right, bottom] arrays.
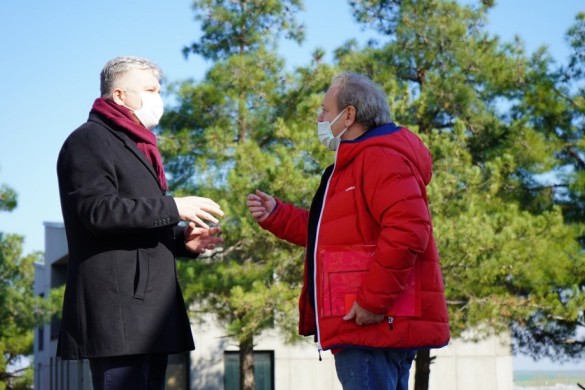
[[343, 301, 385, 326], [184, 223, 223, 254], [246, 190, 276, 223], [174, 196, 224, 229]]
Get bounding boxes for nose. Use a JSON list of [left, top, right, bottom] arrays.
[[316, 107, 324, 122]]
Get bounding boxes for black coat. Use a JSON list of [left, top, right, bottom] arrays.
[[56, 112, 196, 359]]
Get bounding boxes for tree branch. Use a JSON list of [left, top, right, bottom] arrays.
[[565, 145, 585, 171]]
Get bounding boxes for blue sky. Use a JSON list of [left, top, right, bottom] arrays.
[[0, 0, 584, 372]]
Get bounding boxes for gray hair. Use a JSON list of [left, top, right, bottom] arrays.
[[332, 72, 391, 130], [100, 56, 162, 97]]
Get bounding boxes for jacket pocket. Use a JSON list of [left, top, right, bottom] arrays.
[[319, 245, 420, 318], [133, 249, 149, 299]]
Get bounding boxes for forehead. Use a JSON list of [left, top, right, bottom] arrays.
[[118, 68, 160, 88], [322, 84, 339, 109]]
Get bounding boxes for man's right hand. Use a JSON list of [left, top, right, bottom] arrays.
[[246, 190, 276, 223], [173, 196, 224, 229]]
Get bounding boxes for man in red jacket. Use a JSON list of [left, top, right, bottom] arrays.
[[247, 72, 450, 390]]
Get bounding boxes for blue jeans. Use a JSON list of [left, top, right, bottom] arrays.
[[334, 348, 416, 390]]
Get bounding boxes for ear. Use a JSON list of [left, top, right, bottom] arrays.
[[111, 88, 125, 105], [344, 106, 357, 127]]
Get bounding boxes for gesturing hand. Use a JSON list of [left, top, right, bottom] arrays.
[[184, 223, 223, 254], [246, 190, 276, 223], [173, 196, 224, 229]]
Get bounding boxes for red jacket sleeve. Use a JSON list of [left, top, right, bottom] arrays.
[[356, 150, 432, 314], [259, 199, 309, 247]]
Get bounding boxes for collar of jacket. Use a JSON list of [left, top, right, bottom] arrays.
[[335, 122, 401, 168], [88, 112, 166, 194], [335, 122, 433, 187]]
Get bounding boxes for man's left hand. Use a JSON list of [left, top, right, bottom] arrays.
[[343, 301, 385, 326], [184, 222, 223, 253]]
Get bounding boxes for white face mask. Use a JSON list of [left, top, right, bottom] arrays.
[[124, 90, 164, 129], [317, 108, 348, 151]]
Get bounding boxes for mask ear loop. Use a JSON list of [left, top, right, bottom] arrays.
[[330, 108, 347, 126], [337, 126, 349, 139], [331, 108, 349, 140]]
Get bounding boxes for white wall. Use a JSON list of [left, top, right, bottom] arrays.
[[190, 314, 514, 390], [35, 222, 514, 390], [431, 333, 513, 390]]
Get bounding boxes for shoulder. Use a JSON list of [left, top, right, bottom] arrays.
[[58, 118, 119, 169], [349, 148, 418, 195], [61, 116, 120, 151], [63, 121, 98, 145], [359, 144, 412, 172]]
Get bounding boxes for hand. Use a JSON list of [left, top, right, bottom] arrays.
[[184, 222, 224, 254], [246, 190, 276, 223], [343, 301, 385, 326], [173, 196, 224, 229]]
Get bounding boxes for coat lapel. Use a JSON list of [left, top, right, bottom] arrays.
[[89, 114, 161, 188]]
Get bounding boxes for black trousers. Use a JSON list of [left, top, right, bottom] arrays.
[[89, 353, 168, 390]]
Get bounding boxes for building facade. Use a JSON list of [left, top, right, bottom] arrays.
[[34, 222, 513, 389]]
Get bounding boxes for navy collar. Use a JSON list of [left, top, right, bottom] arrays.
[[343, 122, 401, 144]]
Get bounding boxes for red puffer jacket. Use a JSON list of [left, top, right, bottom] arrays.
[[260, 123, 450, 352]]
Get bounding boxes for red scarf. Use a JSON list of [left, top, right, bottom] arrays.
[[91, 98, 168, 191]]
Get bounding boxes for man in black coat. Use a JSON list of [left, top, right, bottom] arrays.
[[56, 56, 223, 390]]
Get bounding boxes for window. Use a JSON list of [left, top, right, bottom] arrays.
[[224, 351, 274, 390], [166, 352, 189, 390], [38, 326, 44, 351], [38, 293, 44, 351]]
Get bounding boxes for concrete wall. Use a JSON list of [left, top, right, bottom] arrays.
[[430, 333, 514, 390], [189, 318, 343, 390], [35, 222, 514, 390], [190, 314, 513, 390], [34, 222, 93, 390]]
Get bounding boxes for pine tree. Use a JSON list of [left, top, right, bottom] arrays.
[[0, 179, 59, 390], [161, 1, 585, 389], [344, 1, 585, 388], [507, 11, 585, 360], [159, 1, 308, 389]]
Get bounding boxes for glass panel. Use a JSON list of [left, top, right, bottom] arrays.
[[254, 352, 272, 389], [224, 352, 240, 390], [224, 351, 274, 390], [166, 352, 189, 390]]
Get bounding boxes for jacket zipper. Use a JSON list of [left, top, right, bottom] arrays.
[[313, 148, 339, 360]]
